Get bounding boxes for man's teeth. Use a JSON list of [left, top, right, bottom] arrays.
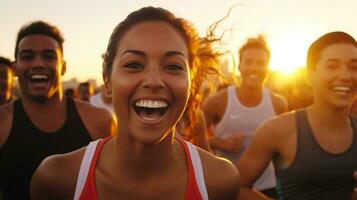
[[30, 74, 48, 80], [135, 99, 168, 108], [248, 74, 259, 79], [333, 86, 350, 92]]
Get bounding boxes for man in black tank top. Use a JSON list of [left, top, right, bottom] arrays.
[[0, 21, 116, 200], [237, 32, 357, 200]]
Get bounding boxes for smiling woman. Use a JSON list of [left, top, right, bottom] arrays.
[[30, 6, 240, 200]]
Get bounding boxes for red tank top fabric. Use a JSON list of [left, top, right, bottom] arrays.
[[79, 137, 203, 200]]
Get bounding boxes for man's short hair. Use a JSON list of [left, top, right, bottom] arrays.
[[14, 21, 64, 58], [238, 34, 270, 62], [307, 31, 357, 70]]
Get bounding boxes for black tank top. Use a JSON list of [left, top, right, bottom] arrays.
[[0, 98, 92, 200], [275, 109, 357, 200]]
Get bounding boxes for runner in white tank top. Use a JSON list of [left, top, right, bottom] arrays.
[[203, 35, 287, 197], [214, 86, 276, 190], [89, 86, 114, 114]]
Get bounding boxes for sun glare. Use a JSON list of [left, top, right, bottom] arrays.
[[269, 35, 308, 75]]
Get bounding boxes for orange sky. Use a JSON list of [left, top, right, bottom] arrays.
[[1, 0, 356, 85]]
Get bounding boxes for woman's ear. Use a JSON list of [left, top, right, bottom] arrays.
[[103, 72, 112, 98]]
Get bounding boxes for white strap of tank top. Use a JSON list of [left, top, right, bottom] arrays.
[[73, 140, 100, 200], [186, 142, 209, 200]]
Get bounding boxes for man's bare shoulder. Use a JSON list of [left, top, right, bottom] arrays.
[[0, 101, 13, 112], [0, 102, 13, 121], [257, 110, 296, 138], [74, 99, 115, 138], [203, 87, 229, 106], [30, 147, 86, 200], [198, 148, 240, 199], [74, 99, 111, 116], [0, 102, 14, 148], [202, 87, 230, 122], [269, 91, 288, 114]]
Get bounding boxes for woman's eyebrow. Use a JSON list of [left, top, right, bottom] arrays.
[[121, 49, 146, 57], [164, 50, 186, 58]]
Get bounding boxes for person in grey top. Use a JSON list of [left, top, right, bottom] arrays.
[[237, 31, 357, 200]]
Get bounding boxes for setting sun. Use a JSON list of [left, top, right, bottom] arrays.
[[269, 33, 309, 75]]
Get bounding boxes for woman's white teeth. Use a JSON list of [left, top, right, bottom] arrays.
[[134, 99, 168, 122], [135, 99, 168, 108]]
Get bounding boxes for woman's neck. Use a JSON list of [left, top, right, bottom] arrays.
[[110, 133, 181, 180]]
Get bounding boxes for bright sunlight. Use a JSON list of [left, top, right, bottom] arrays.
[[269, 34, 308, 75]]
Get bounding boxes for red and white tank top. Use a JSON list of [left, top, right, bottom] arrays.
[[73, 137, 208, 200]]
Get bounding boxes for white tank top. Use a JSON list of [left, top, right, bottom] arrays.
[[214, 85, 276, 190], [89, 93, 114, 114]]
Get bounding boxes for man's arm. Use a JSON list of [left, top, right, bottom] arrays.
[[190, 109, 212, 152], [202, 93, 221, 134], [202, 92, 222, 150], [203, 91, 245, 153], [0, 103, 13, 149], [75, 100, 116, 139], [209, 134, 245, 152], [91, 108, 116, 139], [271, 92, 288, 115], [237, 118, 280, 200]]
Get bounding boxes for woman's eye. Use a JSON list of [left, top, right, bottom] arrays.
[[166, 63, 184, 71], [123, 62, 142, 69]]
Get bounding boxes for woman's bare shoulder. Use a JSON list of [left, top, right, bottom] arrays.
[[30, 147, 87, 200], [198, 148, 240, 200]]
